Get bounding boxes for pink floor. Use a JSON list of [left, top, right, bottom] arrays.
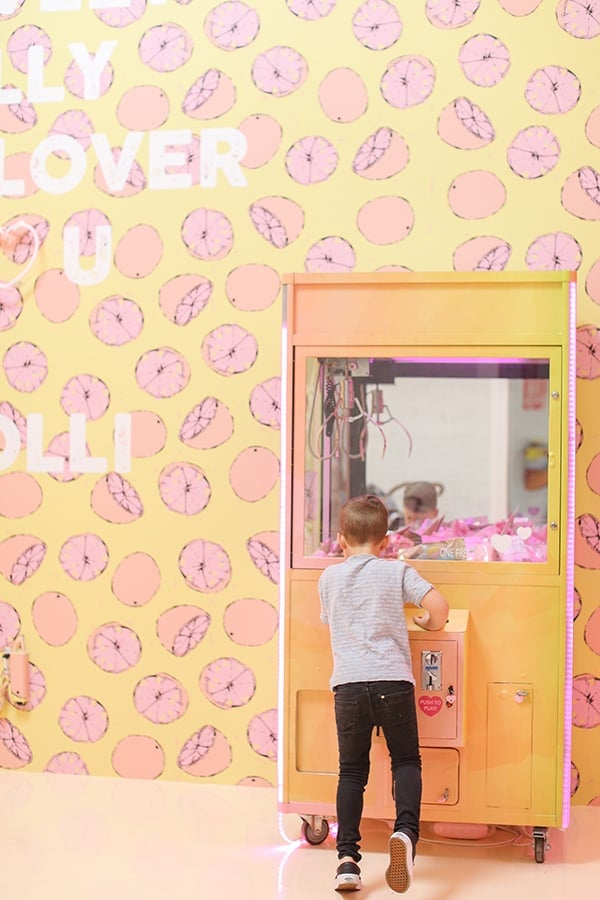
[[1, 771, 599, 898]]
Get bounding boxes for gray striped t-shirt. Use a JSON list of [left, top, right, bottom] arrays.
[[318, 554, 433, 689]]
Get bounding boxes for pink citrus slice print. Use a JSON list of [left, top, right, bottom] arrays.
[[177, 725, 232, 776], [111, 551, 160, 607], [305, 236, 356, 272], [45, 431, 88, 483], [60, 374, 110, 420], [237, 114, 282, 168], [0, 89, 37, 134], [448, 170, 506, 219], [178, 538, 232, 592], [135, 347, 191, 398], [0, 472, 42, 518], [200, 657, 256, 709], [7, 25, 52, 73], [287, 0, 336, 18], [10, 661, 46, 711], [63, 209, 110, 256], [571, 760, 580, 796], [59, 533, 110, 581], [229, 446, 279, 501], [159, 274, 213, 325], [576, 327, 600, 379], [238, 776, 272, 786], [95, 0, 146, 27], [32, 591, 78, 646], [65, 56, 114, 100], [453, 236, 511, 271], [117, 86, 170, 131], [0, 0, 25, 21], [0, 401, 26, 450], [157, 605, 211, 656], [458, 34, 510, 87], [572, 674, 600, 727], [562, 167, 600, 220], [584, 606, 600, 654], [133, 673, 188, 724], [181, 208, 234, 260], [0, 600, 20, 649], [49, 109, 94, 155], [525, 66, 581, 114], [426, 0, 480, 28], [247, 709, 277, 759], [381, 56, 435, 109], [247, 531, 279, 583], [251, 46, 308, 97], [1, 151, 38, 199], [249, 196, 304, 248], [2, 214, 49, 264], [498, 0, 542, 12], [357, 196, 414, 244], [575, 514, 600, 568], [586, 259, 600, 305], [250, 377, 281, 428], [587, 106, 600, 148], [285, 136, 338, 184], [223, 597, 278, 646], [138, 23, 193, 72], [438, 97, 495, 149], [90, 296, 144, 346], [0, 285, 22, 331], [352, 127, 409, 180], [525, 232, 582, 271], [319, 69, 368, 123], [226, 263, 280, 311], [130, 411, 167, 457], [115, 224, 163, 278], [112, 735, 165, 779], [87, 623, 142, 673], [0, 534, 46, 585], [507, 126, 560, 179], [179, 397, 234, 449], [182, 69, 236, 120], [59, 696, 108, 742], [3, 341, 48, 392], [352, 1, 402, 50], [204, 2, 260, 50], [0, 719, 32, 768], [45, 752, 89, 775], [35, 270, 80, 323], [158, 463, 211, 515], [201, 324, 258, 376], [91, 473, 144, 524], [557, 0, 600, 39]]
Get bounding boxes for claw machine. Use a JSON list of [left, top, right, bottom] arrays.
[[278, 272, 575, 863]]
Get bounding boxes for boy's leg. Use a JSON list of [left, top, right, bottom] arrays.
[[334, 683, 373, 863], [375, 682, 421, 850]]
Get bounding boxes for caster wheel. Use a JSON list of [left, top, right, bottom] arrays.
[[301, 818, 330, 845], [534, 833, 546, 863]]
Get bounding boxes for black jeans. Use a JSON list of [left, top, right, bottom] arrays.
[[333, 680, 421, 863]]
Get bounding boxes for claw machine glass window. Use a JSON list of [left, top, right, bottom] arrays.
[[294, 350, 561, 569]]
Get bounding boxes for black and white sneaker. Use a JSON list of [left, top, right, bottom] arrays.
[[385, 831, 413, 893], [334, 860, 361, 891]]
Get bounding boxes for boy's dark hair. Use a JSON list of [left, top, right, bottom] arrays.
[[339, 494, 388, 545]]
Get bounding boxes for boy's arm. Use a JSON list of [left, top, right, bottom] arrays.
[[413, 588, 449, 631]]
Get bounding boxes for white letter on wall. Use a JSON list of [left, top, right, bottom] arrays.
[[69, 414, 107, 473], [113, 413, 132, 473], [68, 41, 117, 101], [63, 224, 112, 286], [30, 135, 86, 194], [200, 128, 248, 188], [148, 130, 192, 190], [0, 416, 20, 471], [92, 131, 143, 192], [27, 46, 64, 104], [26, 414, 63, 474]]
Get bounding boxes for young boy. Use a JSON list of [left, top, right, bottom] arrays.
[[318, 494, 449, 893]]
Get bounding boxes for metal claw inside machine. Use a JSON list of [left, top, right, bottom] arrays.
[[278, 272, 575, 864]]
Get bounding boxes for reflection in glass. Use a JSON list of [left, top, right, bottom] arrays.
[[303, 356, 550, 563]]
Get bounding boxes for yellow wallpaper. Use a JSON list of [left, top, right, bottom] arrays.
[[0, 0, 599, 801]]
